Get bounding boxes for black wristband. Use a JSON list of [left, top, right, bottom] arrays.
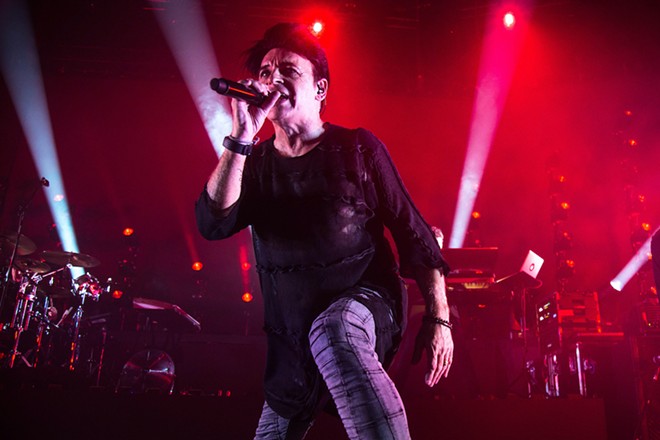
[[223, 136, 256, 156], [422, 315, 453, 330]]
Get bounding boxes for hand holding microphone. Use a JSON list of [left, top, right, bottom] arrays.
[[210, 77, 283, 143]]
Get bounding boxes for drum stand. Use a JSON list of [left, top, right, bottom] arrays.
[[7, 276, 39, 368], [68, 296, 86, 371], [6, 266, 70, 368], [30, 295, 53, 368], [68, 274, 104, 372]]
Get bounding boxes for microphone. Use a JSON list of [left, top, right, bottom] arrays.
[[40, 177, 50, 187], [210, 78, 266, 106]]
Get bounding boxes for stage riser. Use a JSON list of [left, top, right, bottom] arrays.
[[0, 391, 607, 440]]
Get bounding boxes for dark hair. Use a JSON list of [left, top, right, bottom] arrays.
[[244, 23, 330, 88]]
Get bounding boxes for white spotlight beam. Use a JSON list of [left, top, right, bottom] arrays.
[[154, 0, 232, 156], [448, 4, 529, 248], [609, 229, 658, 292], [1, 1, 84, 278]]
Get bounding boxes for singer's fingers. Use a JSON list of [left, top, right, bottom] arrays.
[[241, 78, 271, 96], [261, 90, 282, 111]]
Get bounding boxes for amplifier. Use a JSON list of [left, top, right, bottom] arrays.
[[537, 291, 602, 355]]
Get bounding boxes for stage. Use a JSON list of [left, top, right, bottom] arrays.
[[0, 381, 611, 440], [0, 329, 656, 440]]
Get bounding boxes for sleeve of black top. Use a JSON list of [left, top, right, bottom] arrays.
[[195, 186, 246, 240], [358, 128, 450, 278]]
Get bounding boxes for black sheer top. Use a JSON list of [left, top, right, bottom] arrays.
[[196, 123, 448, 418]]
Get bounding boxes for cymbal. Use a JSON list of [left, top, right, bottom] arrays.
[[41, 250, 100, 268], [13, 258, 51, 274], [133, 297, 175, 310], [0, 232, 37, 256]]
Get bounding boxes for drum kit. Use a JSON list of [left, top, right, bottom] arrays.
[[0, 230, 107, 374], [2, 226, 199, 393]]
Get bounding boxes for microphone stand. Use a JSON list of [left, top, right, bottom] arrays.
[[0, 181, 43, 318]]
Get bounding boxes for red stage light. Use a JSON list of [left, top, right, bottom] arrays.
[[242, 292, 253, 303], [642, 222, 651, 232], [300, 6, 336, 40], [472, 211, 481, 219], [112, 289, 124, 299], [123, 227, 134, 236], [503, 12, 516, 29], [628, 139, 638, 147], [560, 201, 570, 210], [311, 21, 324, 36], [241, 261, 251, 271], [192, 261, 203, 271]]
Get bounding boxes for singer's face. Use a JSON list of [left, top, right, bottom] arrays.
[[258, 49, 323, 121]]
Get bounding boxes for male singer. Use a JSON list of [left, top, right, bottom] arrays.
[[196, 23, 453, 439]]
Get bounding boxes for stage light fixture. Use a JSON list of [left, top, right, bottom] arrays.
[[503, 12, 516, 29], [555, 230, 573, 251], [112, 289, 124, 299], [311, 21, 324, 36], [626, 193, 645, 214], [551, 200, 570, 223], [557, 258, 576, 279], [238, 244, 254, 303], [192, 261, 204, 271], [123, 227, 135, 237], [242, 292, 254, 303], [549, 174, 567, 194]]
